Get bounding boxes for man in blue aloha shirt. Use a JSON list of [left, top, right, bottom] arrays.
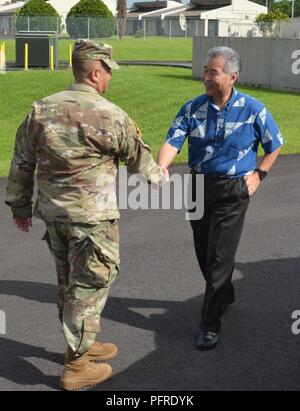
[[158, 46, 283, 350]]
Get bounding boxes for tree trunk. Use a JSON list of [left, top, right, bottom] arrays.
[[117, 0, 127, 40]]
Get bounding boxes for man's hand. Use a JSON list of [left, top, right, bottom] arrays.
[[244, 172, 261, 196], [151, 167, 170, 190], [13, 218, 32, 233]]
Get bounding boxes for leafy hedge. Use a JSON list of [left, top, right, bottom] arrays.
[[15, 0, 61, 32], [66, 0, 115, 38]]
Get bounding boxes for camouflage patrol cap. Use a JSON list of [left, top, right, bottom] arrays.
[[72, 39, 119, 70]]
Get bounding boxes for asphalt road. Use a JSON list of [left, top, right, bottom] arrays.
[[0, 157, 299, 391]]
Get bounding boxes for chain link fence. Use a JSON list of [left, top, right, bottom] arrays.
[[0, 15, 299, 39], [0, 16, 117, 38]]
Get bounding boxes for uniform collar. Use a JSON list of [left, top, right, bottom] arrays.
[[68, 83, 100, 95]]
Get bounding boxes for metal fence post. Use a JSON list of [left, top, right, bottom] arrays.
[[27, 16, 30, 31], [143, 19, 146, 40], [292, 0, 295, 18], [88, 18, 90, 39], [169, 20, 172, 39]]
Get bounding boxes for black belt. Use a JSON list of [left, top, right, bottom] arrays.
[[191, 169, 232, 181]]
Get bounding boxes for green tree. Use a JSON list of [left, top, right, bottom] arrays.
[[256, 8, 289, 36], [15, 0, 61, 32], [256, 9, 289, 22], [251, 0, 265, 5], [270, 0, 300, 17], [66, 0, 115, 39], [251, 0, 275, 12], [271, 0, 291, 16]]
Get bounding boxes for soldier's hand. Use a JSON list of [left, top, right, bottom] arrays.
[[151, 167, 170, 190], [13, 218, 32, 233]]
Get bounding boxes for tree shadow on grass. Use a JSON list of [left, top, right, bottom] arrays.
[[155, 73, 200, 82]]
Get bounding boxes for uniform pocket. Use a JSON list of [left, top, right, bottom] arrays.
[[41, 230, 52, 251], [70, 221, 120, 289]]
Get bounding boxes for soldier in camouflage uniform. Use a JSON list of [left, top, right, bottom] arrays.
[[5, 40, 167, 390]]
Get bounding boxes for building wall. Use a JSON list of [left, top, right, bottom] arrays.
[[193, 36, 300, 93], [217, 20, 259, 37], [200, 0, 267, 21], [280, 19, 300, 39], [0, 15, 10, 34], [127, 18, 205, 37]]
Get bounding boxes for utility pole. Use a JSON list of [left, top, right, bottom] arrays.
[[291, 0, 295, 18]]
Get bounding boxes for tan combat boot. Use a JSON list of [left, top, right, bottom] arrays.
[[60, 349, 112, 391], [64, 342, 119, 364], [87, 341, 119, 362]]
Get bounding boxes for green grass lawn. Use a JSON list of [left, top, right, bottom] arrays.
[[2, 37, 193, 63], [0, 66, 299, 176]]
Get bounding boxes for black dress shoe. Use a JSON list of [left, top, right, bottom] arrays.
[[196, 331, 219, 351]]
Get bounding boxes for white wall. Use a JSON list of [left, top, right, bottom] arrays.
[[200, 0, 267, 21], [280, 19, 300, 39], [199, 0, 268, 38], [193, 36, 300, 92], [0, 1, 23, 12]]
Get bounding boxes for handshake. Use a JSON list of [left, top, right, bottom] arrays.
[[149, 166, 170, 190]]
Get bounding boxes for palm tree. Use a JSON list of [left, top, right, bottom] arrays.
[[117, 0, 127, 39]]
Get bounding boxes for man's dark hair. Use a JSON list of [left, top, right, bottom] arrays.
[[72, 59, 109, 81]]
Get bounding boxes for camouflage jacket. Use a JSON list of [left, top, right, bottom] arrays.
[[5, 84, 163, 223]]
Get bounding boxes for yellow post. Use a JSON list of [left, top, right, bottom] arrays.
[[50, 45, 54, 71], [1, 42, 5, 59], [3, 42, 6, 67], [24, 43, 28, 71], [0, 43, 3, 69], [69, 44, 72, 68]]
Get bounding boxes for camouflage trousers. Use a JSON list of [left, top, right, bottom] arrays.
[[42, 220, 119, 354]]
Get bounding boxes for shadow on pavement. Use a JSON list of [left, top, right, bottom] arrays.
[[0, 257, 299, 390], [0, 337, 62, 390], [0, 281, 56, 304], [96, 256, 300, 391]]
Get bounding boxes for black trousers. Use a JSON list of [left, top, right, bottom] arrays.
[[190, 172, 250, 332]]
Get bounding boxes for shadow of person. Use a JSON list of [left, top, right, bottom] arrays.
[[95, 256, 300, 391], [0, 337, 63, 390], [1, 257, 299, 390], [0, 281, 57, 304]]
